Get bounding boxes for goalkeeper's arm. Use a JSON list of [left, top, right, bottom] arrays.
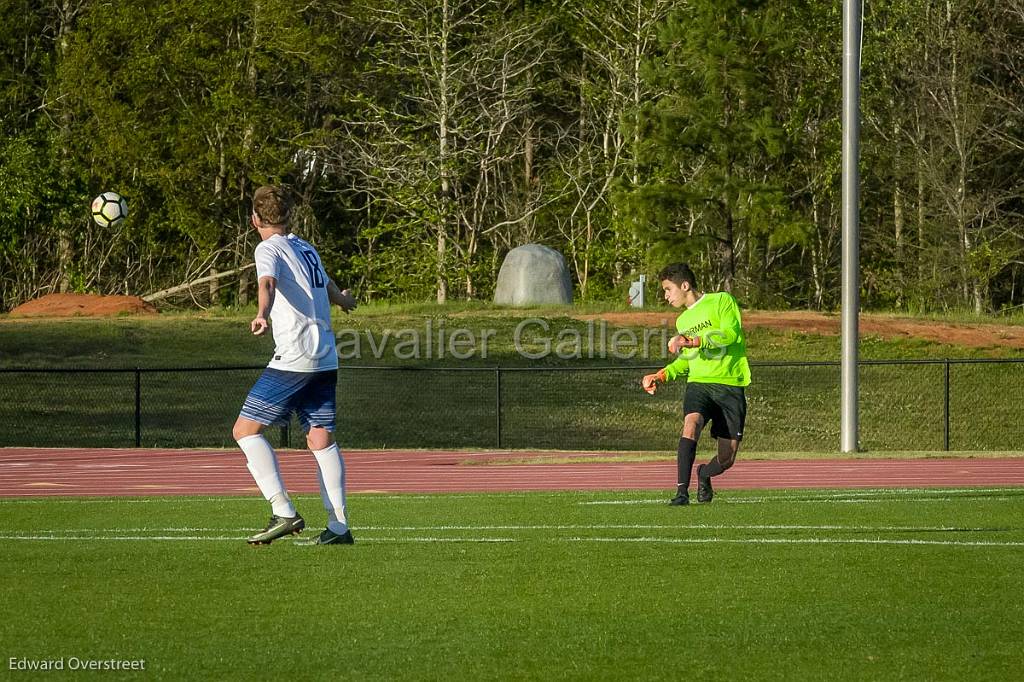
[[642, 356, 689, 395]]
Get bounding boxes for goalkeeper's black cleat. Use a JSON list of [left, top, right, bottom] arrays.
[[668, 492, 690, 506], [247, 514, 305, 545], [311, 528, 355, 545], [696, 464, 714, 503]]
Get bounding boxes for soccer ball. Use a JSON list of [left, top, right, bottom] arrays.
[[90, 191, 128, 228]]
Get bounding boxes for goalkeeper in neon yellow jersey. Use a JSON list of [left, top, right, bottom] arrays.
[[641, 263, 751, 506]]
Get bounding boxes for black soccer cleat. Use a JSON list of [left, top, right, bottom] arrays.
[[696, 464, 714, 503], [247, 514, 305, 545], [311, 528, 355, 545], [668, 492, 690, 506]]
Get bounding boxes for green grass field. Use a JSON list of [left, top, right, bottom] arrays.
[[2, 488, 1023, 679]]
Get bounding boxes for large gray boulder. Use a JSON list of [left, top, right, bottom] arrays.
[[493, 244, 573, 306]]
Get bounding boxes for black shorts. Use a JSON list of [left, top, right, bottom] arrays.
[[683, 382, 746, 441]]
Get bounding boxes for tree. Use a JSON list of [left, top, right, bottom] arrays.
[[333, 0, 556, 302], [779, 0, 842, 309], [49, 0, 353, 305], [863, 0, 1024, 312], [545, 0, 672, 299], [621, 0, 800, 298], [0, 1, 63, 309]]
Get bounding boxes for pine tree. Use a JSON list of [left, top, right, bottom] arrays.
[[620, 0, 800, 298]]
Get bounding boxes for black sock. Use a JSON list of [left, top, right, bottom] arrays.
[[676, 437, 697, 493], [702, 457, 725, 478]]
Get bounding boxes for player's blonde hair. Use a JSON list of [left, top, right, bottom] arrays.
[[252, 185, 292, 228]]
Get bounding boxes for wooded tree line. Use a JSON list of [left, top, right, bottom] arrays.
[[2, 0, 1023, 312]]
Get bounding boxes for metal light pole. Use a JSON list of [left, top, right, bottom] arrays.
[[841, 0, 862, 453]]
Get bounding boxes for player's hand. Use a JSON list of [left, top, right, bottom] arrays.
[[338, 288, 357, 314], [668, 335, 700, 353], [642, 369, 667, 395], [251, 317, 269, 336]]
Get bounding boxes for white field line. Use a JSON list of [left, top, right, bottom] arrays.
[[0, 520, 1007, 532], [0, 497, 205, 504], [1, 533, 1022, 548], [13, 528, 258, 533], [343, 523, 1012, 532], [1, 488, 1021, 506], [722, 488, 1024, 503], [585, 498, 1020, 505], [564, 536, 1024, 548], [0, 535, 244, 541], [722, 496, 1018, 505], [355, 537, 517, 543], [581, 488, 1024, 505], [0, 492, 576, 504], [0, 534, 515, 543]]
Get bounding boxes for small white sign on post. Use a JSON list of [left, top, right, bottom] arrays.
[[628, 274, 646, 308]]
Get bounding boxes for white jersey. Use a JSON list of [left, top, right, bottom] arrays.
[[253, 233, 338, 372]]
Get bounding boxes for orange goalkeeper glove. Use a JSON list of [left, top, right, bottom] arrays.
[[668, 334, 701, 353], [642, 369, 667, 395]]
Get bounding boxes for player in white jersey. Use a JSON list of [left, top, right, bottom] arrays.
[[232, 185, 357, 546]]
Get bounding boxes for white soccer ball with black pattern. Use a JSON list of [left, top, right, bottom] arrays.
[[90, 191, 128, 228]]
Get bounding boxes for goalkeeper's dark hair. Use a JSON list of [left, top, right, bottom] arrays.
[[658, 263, 698, 289]]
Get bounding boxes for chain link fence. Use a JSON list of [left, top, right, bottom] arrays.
[[0, 359, 1021, 451]]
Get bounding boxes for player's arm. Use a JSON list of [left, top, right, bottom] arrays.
[[668, 334, 700, 352], [708, 293, 742, 347], [326, 280, 357, 314], [642, 356, 689, 395], [251, 276, 276, 336]]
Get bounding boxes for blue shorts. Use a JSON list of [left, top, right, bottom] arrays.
[[239, 368, 337, 432]]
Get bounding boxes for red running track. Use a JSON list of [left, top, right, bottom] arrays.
[[1, 448, 1023, 497]]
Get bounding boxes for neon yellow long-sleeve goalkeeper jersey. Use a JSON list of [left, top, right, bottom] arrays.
[[661, 292, 751, 387]]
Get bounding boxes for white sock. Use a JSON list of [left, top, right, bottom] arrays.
[[312, 443, 348, 534], [237, 434, 296, 518]]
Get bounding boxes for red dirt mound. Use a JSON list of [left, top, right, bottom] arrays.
[[9, 293, 158, 318]]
